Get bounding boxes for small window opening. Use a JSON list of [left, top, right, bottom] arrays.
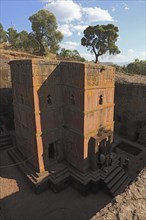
[[48, 143, 55, 159], [71, 94, 75, 105], [20, 94, 24, 104], [99, 95, 103, 105], [47, 95, 52, 105], [100, 66, 106, 72]]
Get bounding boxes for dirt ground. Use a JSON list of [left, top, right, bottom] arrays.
[[0, 149, 112, 220]]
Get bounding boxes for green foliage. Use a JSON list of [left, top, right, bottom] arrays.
[[126, 59, 146, 75], [81, 24, 120, 63], [13, 30, 29, 51], [15, 31, 38, 53], [29, 9, 63, 56], [0, 23, 7, 43], [111, 64, 127, 74], [7, 27, 18, 47], [0, 10, 63, 56], [59, 48, 86, 62]]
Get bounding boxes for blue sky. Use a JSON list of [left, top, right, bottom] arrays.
[[1, 0, 146, 63]]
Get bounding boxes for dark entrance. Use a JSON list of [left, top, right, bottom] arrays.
[[99, 139, 107, 154], [48, 143, 55, 159]]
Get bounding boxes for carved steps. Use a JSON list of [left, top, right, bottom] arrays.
[[99, 163, 119, 181], [8, 148, 38, 183], [48, 163, 69, 185], [90, 170, 101, 182], [0, 133, 13, 150], [107, 170, 125, 189], [112, 153, 121, 166], [69, 167, 91, 184], [110, 174, 131, 196], [113, 177, 132, 196], [14, 148, 39, 178], [103, 165, 132, 197], [8, 148, 132, 196], [69, 165, 101, 183], [104, 166, 122, 184]]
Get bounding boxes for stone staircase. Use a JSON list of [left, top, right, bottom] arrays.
[[69, 152, 120, 185], [0, 133, 13, 150], [8, 147, 70, 193], [8, 148, 132, 196], [8, 148, 41, 184], [103, 165, 132, 197]]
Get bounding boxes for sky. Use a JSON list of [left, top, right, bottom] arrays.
[[1, 0, 146, 64]]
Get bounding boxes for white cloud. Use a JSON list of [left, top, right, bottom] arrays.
[[124, 6, 129, 10], [45, 0, 82, 22], [65, 41, 79, 46], [79, 50, 146, 63], [117, 36, 121, 42], [60, 41, 79, 50], [58, 24, 87, 37], [112, 7, 116, 12], [43, 0, 114, 23], [82, 7, 113, 22], [71, 25, 88, 32], [103, 50, 146, 63], [122, 2, 129, 10], [58, 24, 72, 37], [80, 52, 94, 61], [128, 49, 134, 53]]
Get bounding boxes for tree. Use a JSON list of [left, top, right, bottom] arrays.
[[15, 30, 29, 51], [29, 9, 63, 56], [7, 27, 18, 45], [7, 27, 18, 46], [126, 59, 146, 75], [0, 23, 7, 43], [81, 24, 120, 63], [15, 31, 37, 53], [59, 48, 86, 62]]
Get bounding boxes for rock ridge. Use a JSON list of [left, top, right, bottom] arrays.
[[91, 167, 146, 220]]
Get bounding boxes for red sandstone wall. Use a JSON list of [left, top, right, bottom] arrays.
[[60, 62, 85, 171], [83, 64, 115, 162], [10, 60, 39, 170], [32, 60, 61, 170]]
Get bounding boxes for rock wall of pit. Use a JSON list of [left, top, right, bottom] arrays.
[[0, 50, 41, 129], [114, 74, 146, 146]]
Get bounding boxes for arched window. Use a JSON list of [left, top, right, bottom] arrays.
[[99, 95, 103, 105], [47, 94, 52, 105], [71, 94, 75, 105]]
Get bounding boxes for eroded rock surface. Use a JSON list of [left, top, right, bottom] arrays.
[[114, 74, 146, 146], [91, 167, 146, 220], [115, 73, 146, 85]]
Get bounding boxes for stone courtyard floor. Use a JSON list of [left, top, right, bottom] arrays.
[[0, 136, 146, 220], [0, 149, 112, 220]]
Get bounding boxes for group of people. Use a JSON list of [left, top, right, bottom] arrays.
[[98, 152, 113, 169]]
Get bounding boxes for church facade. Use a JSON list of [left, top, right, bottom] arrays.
[[10, 59, 115, 192]]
